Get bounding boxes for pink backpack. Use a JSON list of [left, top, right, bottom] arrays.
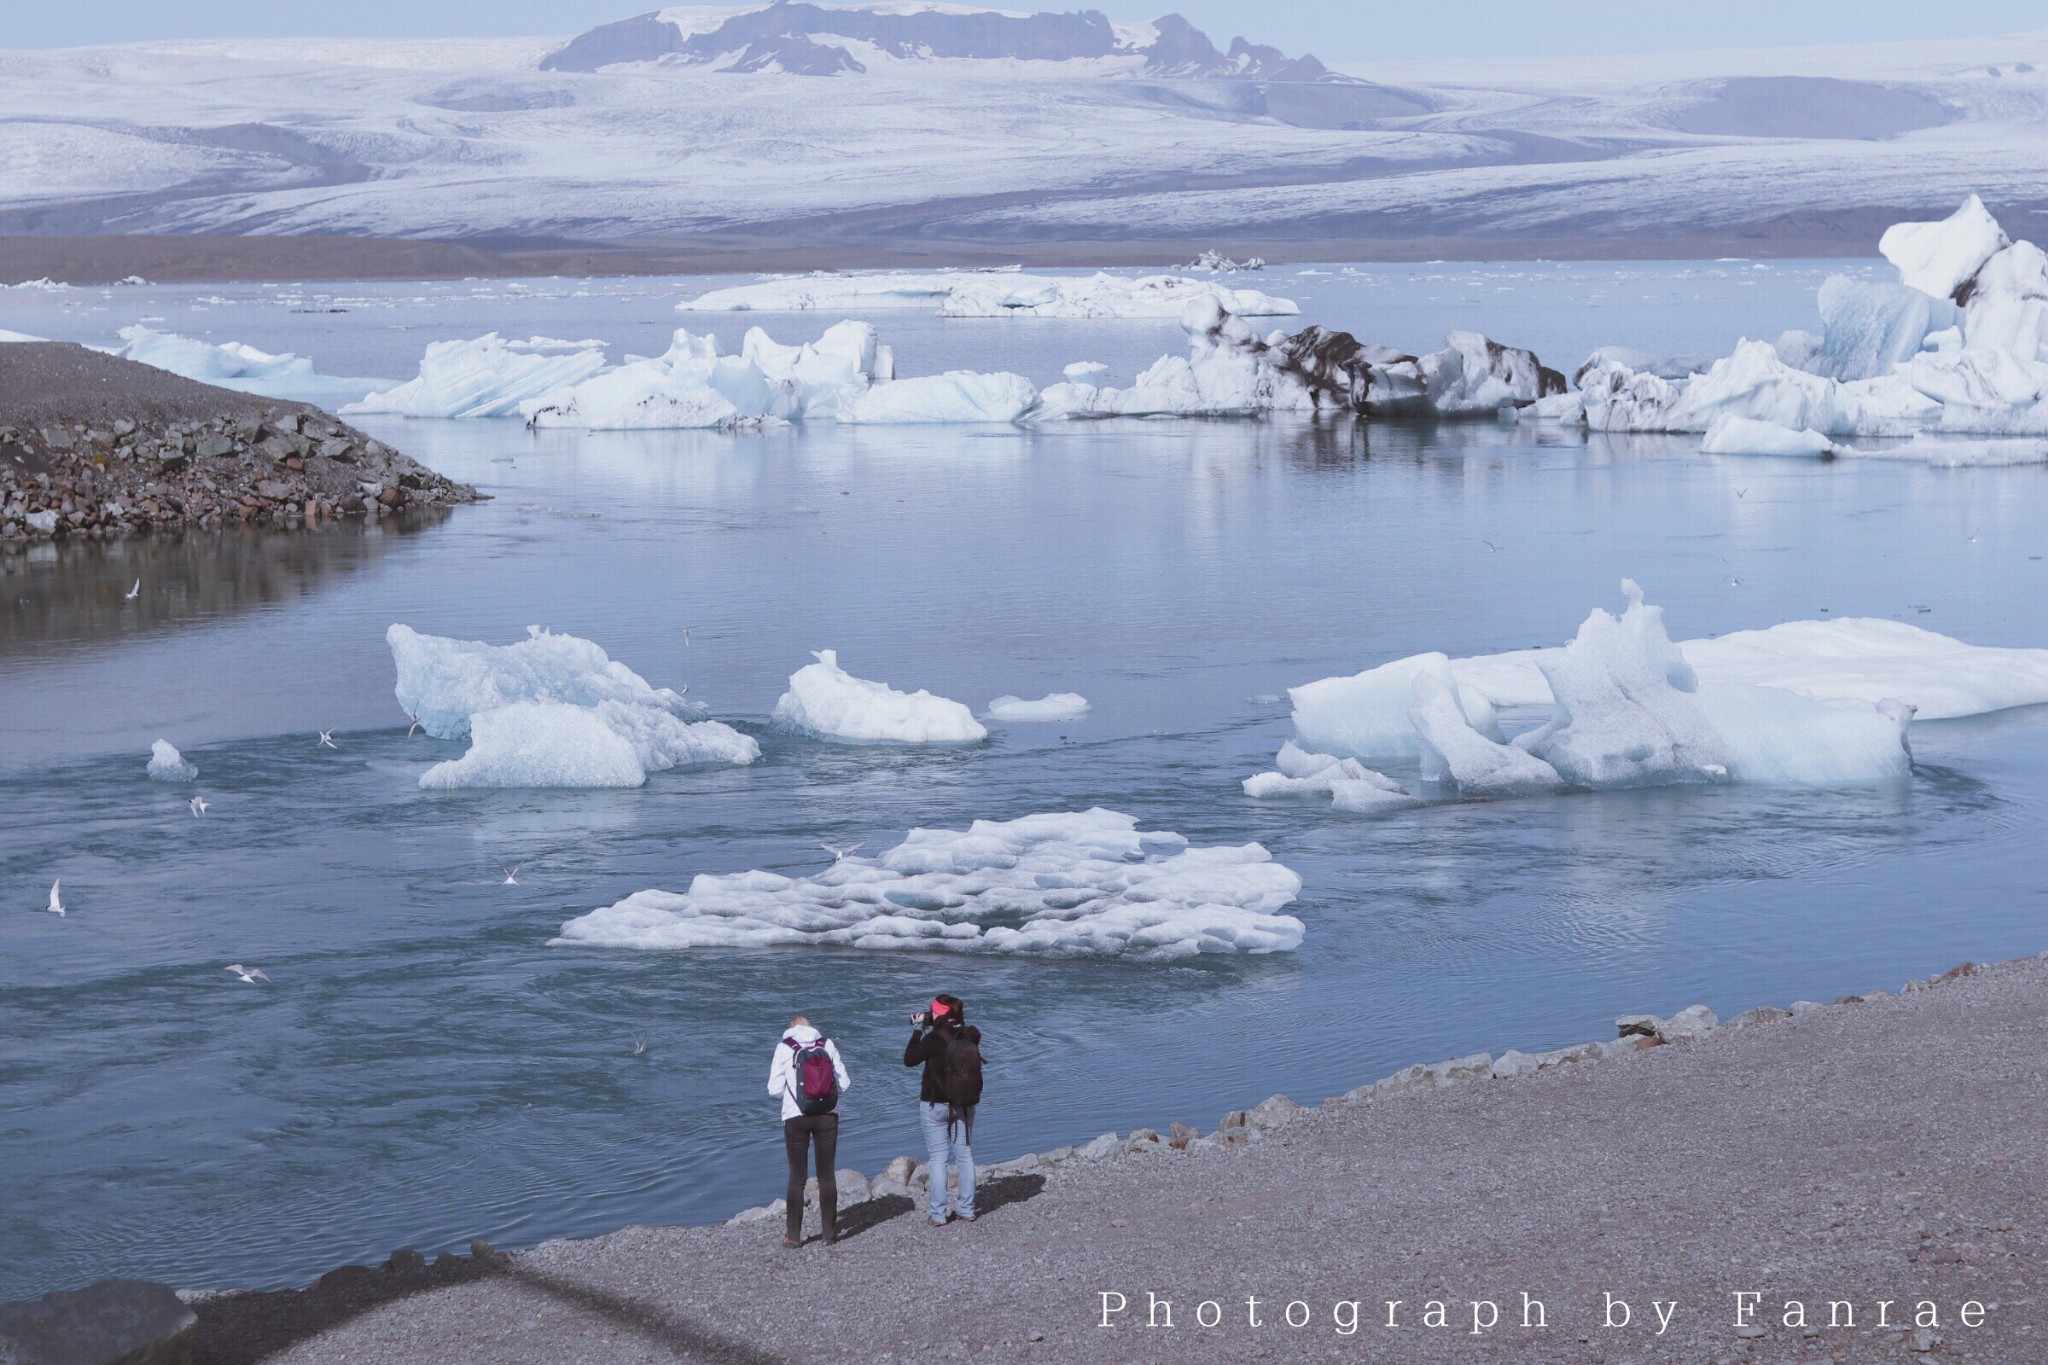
[[786, 1035, 839, 1116]]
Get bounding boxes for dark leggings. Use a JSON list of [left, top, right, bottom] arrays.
[[783, 1113, 839, 1241]]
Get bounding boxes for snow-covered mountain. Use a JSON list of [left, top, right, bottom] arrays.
[[0, 10, 2044, 257], [540, 4, 1347, 82]]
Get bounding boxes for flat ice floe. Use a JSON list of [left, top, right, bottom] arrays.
[[773, 650, 986, 744], [103, 326, 385, 407], [345, 334, 608, 419], [675, 270, 1299, 319], [1253, 582, 2039, 810], [550, 809, 1305, 960], [1555, 196, 2048, 460], [987, 693, 1091, 722], [145, 739, 197, 782], [390, 625, 757, 788]]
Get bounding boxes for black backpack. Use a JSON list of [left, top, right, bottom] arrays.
[[941, 1028, 984, 1107]]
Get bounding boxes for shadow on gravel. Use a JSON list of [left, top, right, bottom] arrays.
[[832, 1174, 1047, 1244], [193, 1259, 492, 1365], [502, 1264, 785, 1364], [977, 1173, 1048, 1218]]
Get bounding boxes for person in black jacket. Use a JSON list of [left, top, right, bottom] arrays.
[[903, 993, 980, 1225]]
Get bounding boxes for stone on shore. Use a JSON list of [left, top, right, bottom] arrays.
[[0, 1278, 196, 1365], [1615, 1005, 1718, 1042], [1076, 1132, 1121, 1160], [1246, 1094, 1303, 1130]]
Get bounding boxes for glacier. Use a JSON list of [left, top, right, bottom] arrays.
[[145, 739, 197, 782], [677, 270, 1299, 319], [345, 334, 609, 419], [550, 808, 1305, 960], [773, 649, 987, 744], [103, 326, 387, 407]]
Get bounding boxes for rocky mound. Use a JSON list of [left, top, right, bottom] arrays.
[[1, 343, 478, 543]]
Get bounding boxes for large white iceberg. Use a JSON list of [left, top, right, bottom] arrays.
[[418, 699, 758, 789], [773, 649, 986, 744], [676, 270, 1299, 319], [550, 809, 1304, 960], [104, 326, 386, 407], [146, 739, 197, 782], [1276, 582, 1958, 804], [345, 334, 608, 419], [1879, 195, 2010, 301], [387, 624, 697, 740]]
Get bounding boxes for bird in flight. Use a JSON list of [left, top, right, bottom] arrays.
[[1734, 488, 1748, 499], [820, 842, 864, 862], [46, 880, 65, 917], [224, 964, 271, 984], [1482, 540, 1498, 553], [124, 578, 141, 600], [682, 628, 692, 647], [318, 730, 338, 749], [499, 861, 525, 886], [631, 1032, 649, 1056], [189, 795, 210, 817], [407, 709, 423, 738]]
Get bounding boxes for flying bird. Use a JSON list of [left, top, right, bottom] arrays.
[[318, 730, 337, 749], [820, 842, 864, 862], [124, 578, 141, 600], [224, 964, 271, 984], [189, 795, 209, 817], [1482, 540, 1499, 553], [46, 880, 65, 917], [682, 628, 692, 647], [407, 709, 423, 738], [631, 1032, 649, 1056], [499, 861, 524, 886], [1734, 488, 1748, 499]]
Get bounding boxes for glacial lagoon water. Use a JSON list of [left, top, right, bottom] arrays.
[[3, 264, 2046, 1299]]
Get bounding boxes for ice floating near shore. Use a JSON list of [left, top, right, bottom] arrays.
[[1559, 197, 2048, 457], [676, 271, 1299, 319], [345, 334, 607, 419], [0, 327, 45, 343], [1034, 299, 1564, 421], [987, 693, 1090, 722], [774, 650, 986, 744], [838, 370, 1038, 424], [104, 326, 385, 407], [145, 739, 196, 782], [387, 624, 697, 740], [1242, 741, 1418, 813], [1264, 582, 2014, 808], [551, 809, 1304, 960], [418, 700, 757, 789]]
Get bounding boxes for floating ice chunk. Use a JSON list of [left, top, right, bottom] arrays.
[[0, 327, 47, 343], [1811, 277, 1958, 382], [838, 370, 1038, 424], [1879, 195, 2009, 300], [418, 699, 757, 789], [1688, 687, 1913, 786], [1289, 652, 1501, 761], [550, 808, 1305, 960], [1680, 619, 2048, 719], [1886, 435, 2048, 464], [146, 739, 197, 782], [1411, 674, 1565, 797], [1959, 240, 2048, 362], [387, 624, 695, 740], [774, 649, 986, 744], [676, 271, 1299, 319], [1700, 414, 1836, 457], [345, 334, 608, 419], [1574, 346, 1718, 383], [1063, 361, 1109, 380], [1329, 780, 1424, 815], [104, 326, 385, 407], [1774, 329, 1825, 371], [1243, 740, 1410, 801], [987, 693, 1091, 722], [1423, 330, 1561, 415], [1582, 340, 1938, 438]]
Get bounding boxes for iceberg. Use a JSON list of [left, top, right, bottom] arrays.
[[104, 326, 386, 407], [146, 739, 197, 782], [1411, 673, 1566, 797], [1581, 340, 1937, 438], [344, 334, 608, 419], [774, 649, 986, 744], [1700, 414, 1837, 457], [986, 693, 1091, 722], [550, 809, 1305, 960], [676, 270, 1299, 319], [1, 327, 47, 343], [387, 624, 697, 741], [1879, 195, 2010, 301], [418, 699, 757, 789], [1242, 740, 1416, 812], [1810, 277, 1958, 382], [1289, 652, 1502, 762], [838, 370, 1038, 424]]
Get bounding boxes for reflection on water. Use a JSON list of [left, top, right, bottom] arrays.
[[1, 510, 451, 655]]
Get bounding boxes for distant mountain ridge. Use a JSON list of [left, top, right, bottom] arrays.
[[540, 2, 1348, 80]]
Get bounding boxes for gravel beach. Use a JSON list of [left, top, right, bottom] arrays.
[[184, 953, 2047, 1364]]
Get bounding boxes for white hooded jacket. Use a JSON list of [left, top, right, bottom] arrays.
[[767, 1023, 851, 1122]]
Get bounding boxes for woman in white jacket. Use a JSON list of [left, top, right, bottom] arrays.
[[767, 1016, 851, 1247]]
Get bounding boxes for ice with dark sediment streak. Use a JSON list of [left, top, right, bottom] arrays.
[[550, 809, 1305, 960]]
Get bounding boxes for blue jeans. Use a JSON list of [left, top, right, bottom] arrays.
[[919, 1101, 975, 1223]]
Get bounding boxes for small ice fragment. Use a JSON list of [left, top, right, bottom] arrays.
[[774, 650, 986, 744], [146, 739, 198, 782], [987, 693, 1090, 722]]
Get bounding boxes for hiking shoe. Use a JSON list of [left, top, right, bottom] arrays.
[[781, 1236, 801, 1249], [957, 1213, 976, 1223]]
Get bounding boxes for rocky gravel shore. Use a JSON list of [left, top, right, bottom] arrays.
[[0, 343, 477, 544], [99, 948, 2040, 1365]]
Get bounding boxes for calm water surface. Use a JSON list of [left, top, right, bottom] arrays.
[[2, 266, 2044, 1299]]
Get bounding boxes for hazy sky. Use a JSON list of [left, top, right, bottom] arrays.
[[2, 1, 2042, 61]]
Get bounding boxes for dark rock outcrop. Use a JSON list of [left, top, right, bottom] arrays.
[[0, 1278, 196, 1365]]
